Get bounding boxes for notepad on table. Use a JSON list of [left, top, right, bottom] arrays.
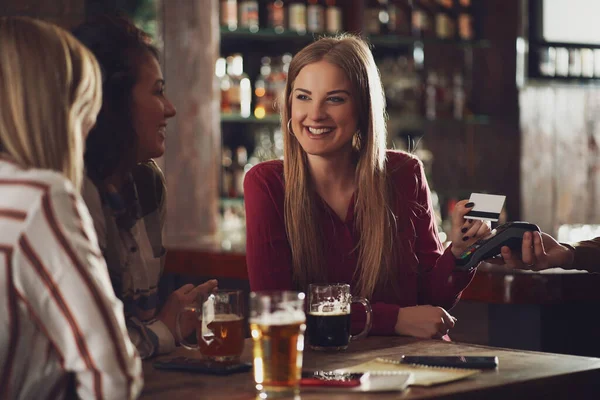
[[335, 357, 480, 387]]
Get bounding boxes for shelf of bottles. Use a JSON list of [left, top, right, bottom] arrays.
[[215, 0, 490, 247], [531, 41, 600, 83]]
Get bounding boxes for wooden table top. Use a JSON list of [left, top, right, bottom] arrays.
[[141, 336, 600, 399]]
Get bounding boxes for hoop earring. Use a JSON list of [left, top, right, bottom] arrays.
[[287, 119, 295, 137], [352, 130, 361, 149]]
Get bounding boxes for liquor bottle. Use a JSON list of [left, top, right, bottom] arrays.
[[365, 0, 382, 35], [220, 0, 238, 31], [307, 0, 326, 33], [267, 0, 286, 33], [227, 54, 252, 118], [233, 146, 248, 197], [411, 0, 431, 39], [424, 70, 437, 120], [269, 54, 292, 114], [325, 0, 343, 33], [221, 146, 234, 197], [288, 0, 307, 34], [388, 0, 412, 36], [216, 57, 232, 114], [254, 57, 273, 119], [457, 0, 474, 40], [435, 0, 455, 39], [239, 0, 259, 32], [452, 72, 465, 120]]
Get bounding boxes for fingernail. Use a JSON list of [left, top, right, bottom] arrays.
[[465, 202, 475, 208], [462, 236, 469, 241], [461, 228, 468, 233]]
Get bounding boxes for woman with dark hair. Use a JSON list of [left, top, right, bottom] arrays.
[[73, 15, 217, 359]]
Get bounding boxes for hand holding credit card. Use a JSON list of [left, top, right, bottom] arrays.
[[464, 193, 506, 222]]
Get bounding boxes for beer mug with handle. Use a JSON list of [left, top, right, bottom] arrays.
[[176, 289, 245, 362], [307, 283, 372, 351]]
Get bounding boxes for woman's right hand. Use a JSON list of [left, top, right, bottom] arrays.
[[157, 280, 218, 342], [394, 305, 457, 339]]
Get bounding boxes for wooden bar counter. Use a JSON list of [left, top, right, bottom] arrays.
[[164, 249, 600, 356], [141, 336, 600, 399]]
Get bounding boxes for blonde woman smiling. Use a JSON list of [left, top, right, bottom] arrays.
[[244, 35, 490, 339]]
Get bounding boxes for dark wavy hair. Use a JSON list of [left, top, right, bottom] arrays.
[[73, 14, 159, 182]]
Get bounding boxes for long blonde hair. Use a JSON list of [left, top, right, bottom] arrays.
[[0, 17, 102, 190], [282, 35, 398, 299]]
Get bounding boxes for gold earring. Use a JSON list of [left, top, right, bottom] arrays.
[[287, 119, 295, 136]]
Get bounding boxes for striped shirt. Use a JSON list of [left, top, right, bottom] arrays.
[[0, 156, 143, 399], [82, 160, 172, 359]]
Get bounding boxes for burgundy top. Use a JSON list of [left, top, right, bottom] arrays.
[[244, 151, 476, 335]]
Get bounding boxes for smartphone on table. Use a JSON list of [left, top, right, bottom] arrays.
[[400, 355, 498, 369], [153, 356, 252, 375]]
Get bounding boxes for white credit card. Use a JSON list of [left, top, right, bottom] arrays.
[[464, 193, 506, 222]]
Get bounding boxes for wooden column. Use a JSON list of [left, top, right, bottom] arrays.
[[160, 0, 220, 248], [0, 0, 85, 28]]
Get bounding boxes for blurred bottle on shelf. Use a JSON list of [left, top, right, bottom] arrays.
[[217, 57, 232, 113], [388, 0, 412, 36], [539, 47, 557, 77], [267, 0, 286, 33], [457, 0, 474, 40], [288, 0, 307, 33], [254, 57, 273, 119], [365, 0, 390, 35], [227, 54, 252, 118], [435, 0, 455, 39], [239, 0, 259, 32], [221, 0, 238, 31], [568, 48, 582, 77], [411, 0, 432, 39], [452, 72, 465, 120], [268, 53, 292, 114], [424, 70, 437, 120], [233, 146, 249, 196], [222, 146, 234, 197], [307, 0, 326, 33], [325, 0, 343, 33], [581, 49, 594, 78]]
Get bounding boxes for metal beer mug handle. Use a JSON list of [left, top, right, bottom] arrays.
[[176, 307, 199, 350], [349, 297, 372, 342]]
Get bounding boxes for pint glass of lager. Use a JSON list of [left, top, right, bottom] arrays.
[[307, 283, 372, 351], [250, 291, 306, 398], [176, 289, 245, 362]]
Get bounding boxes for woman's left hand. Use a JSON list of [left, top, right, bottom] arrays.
[[449, 199, 491, 258]]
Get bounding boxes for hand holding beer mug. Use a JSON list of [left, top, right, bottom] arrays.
[[250, 291, 306, 398], [176, 289, 245, 362], [307, 283, 372, 351]]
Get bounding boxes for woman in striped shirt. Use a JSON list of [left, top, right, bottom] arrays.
[[0, 17, 142, 399], [73, 16, 218, 359]]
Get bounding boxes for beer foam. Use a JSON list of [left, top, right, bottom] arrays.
[[199, 314, 243, 322], [314, 302, 350, 314], [308, 310, 350, 316], [249, 310, 305, 326]]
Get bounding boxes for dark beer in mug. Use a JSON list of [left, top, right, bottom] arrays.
[[307, 311, 351, 349]]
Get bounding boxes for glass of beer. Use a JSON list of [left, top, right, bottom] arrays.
[[176, 289, 245, 362], [249, 291, 306, 398], [307, 283, 372, 351]]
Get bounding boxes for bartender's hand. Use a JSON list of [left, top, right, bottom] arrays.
[[449, 200, 492, 258], [395, 305, 457, 339], [495, 231, 574, 270], [157, 280, 219, 342]]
